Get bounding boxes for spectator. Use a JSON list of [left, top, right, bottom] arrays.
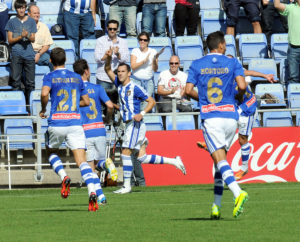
[[142, 0, 167, 37], [223, 0, 262, 36], [131, 32, 163, 102], [261, 0, 289, 50], [28, 4, 53, 70], [94, 19, 129, 99], [157, 55, 192, 113], [174, 0, 200, 36], [5, 0, 36, 106], [109, 0, 137, 37], [274, 0, 300, 84], [62, 0, 96, 57], [0, 0, 8, 41]]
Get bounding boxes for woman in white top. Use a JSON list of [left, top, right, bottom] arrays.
[[130, 32, 163, 99]]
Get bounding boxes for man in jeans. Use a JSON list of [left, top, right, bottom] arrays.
[[142, 0, 167, 37], [5, 0, 36, 106]]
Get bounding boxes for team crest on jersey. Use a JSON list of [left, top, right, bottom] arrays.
[[126, 90, 131, 96]]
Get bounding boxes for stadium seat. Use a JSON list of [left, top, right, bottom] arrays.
[[255, 83, 286, 108], [166, 114, 195, 130], [296, 111, 300, 126], [248, 58, 278, 81], [201, 10, 226, 39], [199, 0, 221, 10], [271, 33, 288, 63], [263, 111, 293, 127], [224, 34, 237, 58], [239, 34, 268, 64], [143, 115, 164, 131], [127, 38, 138, 54], [0, 91, 28, 115], [90, 75, 97, 84], [174, 36, 204, 64], [50, 40, 75, 64], [4, 118, 34, 150], [79, 39, 97, 64], [0, 66, 12, 90], [149, 37, 173, 61], [252, 116, 261, 128], [30, 90, 51, 117], [35, 65, 50, 90], [287, 83, 300, 115], [36, 0, 62, 15], [40, 14, 65, 39]]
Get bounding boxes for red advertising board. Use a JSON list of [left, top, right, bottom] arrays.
[[142, 127, 300, 186]]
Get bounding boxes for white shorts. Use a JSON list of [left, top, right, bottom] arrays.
[[46, 126, 86, 150], [238, 113, 256, 136], [122, 120, 147, 150], [202, 118, 237, 154], [86, 136, 106, 162]]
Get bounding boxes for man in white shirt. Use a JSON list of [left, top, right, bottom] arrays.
[[157, 55, 192, 113]]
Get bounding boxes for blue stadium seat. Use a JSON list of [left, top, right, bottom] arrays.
[[201, 10, 226, 39], [253, 116, 261, 128], [166, 114, 195, 130], [287, 83, 300, 115], [30, 90, 51, 117], [35, 65, 50, 90], [174, 36, 204, 64], [149, 37, 173, 61], [89, 75, 97, 84], [4, 119, 34, 150], [40, 14, 65, 39], [224, 34, 237, 58], [127, 38, 138, 54], [199, 0, 221, 10], [6, 0, 12, 10], [0, 91, 28, 115], [0, 66, 12, 90], [239, 34, 268, 64], [296, 111, 300, 126], [255, 83, 286, 108], [248, 58, 278, 81], [143, 115, 164, 131], [37, 0, 62, 15], [79, 39, 97, 64], [89, 63, 97, 75], [263, 111, 293, 127], [183, 61, 193, 74], [50, 40, 75, 64], [271, 33, 288, 63]]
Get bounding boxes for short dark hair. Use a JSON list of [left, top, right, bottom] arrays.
[[206, 31, 225, 51], [137, 32, 150, 42], [107, 19, 119, 28], [14, 0, 27, 10], [50, 47, 66, 67], [73, 59, 89, 76], [118, 62, 131, 72]]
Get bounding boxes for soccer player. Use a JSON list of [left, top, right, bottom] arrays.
[[104, 47, 186, 194], [40, 47, 98, 211], [73, 59, 118, 205], [185, 31, 248, 219]]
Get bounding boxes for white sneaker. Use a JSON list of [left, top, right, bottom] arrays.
[[174, 156, 186, 175], [113, 186, 131, 194]]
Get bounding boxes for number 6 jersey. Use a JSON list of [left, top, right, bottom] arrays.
[[187, 53, 244, 120], [42, 68, 88, 127]]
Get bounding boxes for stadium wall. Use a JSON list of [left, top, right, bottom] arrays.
[[143, 127, 300, 186]]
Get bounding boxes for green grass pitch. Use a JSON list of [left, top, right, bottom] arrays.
[[0, 183, 299, 241]]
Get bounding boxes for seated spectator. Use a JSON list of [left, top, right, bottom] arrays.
[[5, 0, 36, 106], [109, 0, 137, 37], [157, 55, 192, 113], [142, 1, 167, 37], [63, 0, 96, 57], [223, 0, 262, 36], [174, 0, 200, 36], [28, 4, 53, 70], [0, 1, 8, 41], [261, 0, 289, 50]]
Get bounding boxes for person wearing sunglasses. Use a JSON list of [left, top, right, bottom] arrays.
[[157, 55, 193, 117]]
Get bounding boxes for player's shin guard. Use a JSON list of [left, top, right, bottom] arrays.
[[80, 162, 96, 196], [96, 159, 106, 170], [122, 154, 133, 188], [241, 143, 250, 171], [217, 160, 241, 198], [214, 169, 224, 207], [49, 154, 67, 181], [92, 172, 105, 201], [137, 154, 164, 164]]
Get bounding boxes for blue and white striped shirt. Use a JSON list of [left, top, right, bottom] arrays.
[[114, 78, 149, 122], [63, 0, 91, 14]]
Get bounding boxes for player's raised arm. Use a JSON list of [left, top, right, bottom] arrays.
[[274, 0, 286, 12], [104, 47, 116, 83], [40, 86, 50, 118]]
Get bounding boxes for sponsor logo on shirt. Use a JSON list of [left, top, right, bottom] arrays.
[[202, 104, 235, 113], [52, 113, 81, 120], [246, 96, 256, 107], [83, 122, 105, 130]]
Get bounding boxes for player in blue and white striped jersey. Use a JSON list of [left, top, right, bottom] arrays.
[[104, 47, 186, 194]]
